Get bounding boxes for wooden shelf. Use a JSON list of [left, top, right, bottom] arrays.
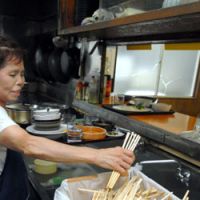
[[58, 2, 200, 43]]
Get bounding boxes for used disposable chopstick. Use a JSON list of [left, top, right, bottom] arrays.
[[106, 132, 141, 189], [160, 192, 173, 200], [182, 190, 190, 200], [78, 188, 103, 193]]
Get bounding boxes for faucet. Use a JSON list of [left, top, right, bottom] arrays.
[[176, 166, 191, 187]]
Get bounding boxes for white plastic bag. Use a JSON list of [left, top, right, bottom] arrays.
[[54, 167, 180, 200]]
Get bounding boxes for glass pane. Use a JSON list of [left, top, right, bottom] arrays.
[[114, 45, 161, 96], [159, 50, 199, 97], [114, 44, 199, 98]]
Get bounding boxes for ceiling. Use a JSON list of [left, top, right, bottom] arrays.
[[0, 0, 57, 20]]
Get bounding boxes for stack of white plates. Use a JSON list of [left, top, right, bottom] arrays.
[[32, 108, 62, 130], [26, 124, 67, 140]]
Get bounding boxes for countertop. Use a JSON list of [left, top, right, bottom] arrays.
[[130, 112, 196, 134], [73, 100, 200, 162], [25, 139, 200, 200], [103, 97, 197, 134]]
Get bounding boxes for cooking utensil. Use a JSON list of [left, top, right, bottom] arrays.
[[6, 103, 32, 125], [48, 48, 70, 83], [80, 40, 102, 79], [35, 46, 54, 82], [68, 45, 80, 79], [48, 45, 80, 83]]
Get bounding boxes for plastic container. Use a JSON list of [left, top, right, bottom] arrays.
[[34, 159, 57, 175], [151, 103, 172, 112], [194, 113, 200, 132]]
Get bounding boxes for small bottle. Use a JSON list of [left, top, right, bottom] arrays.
[[195, 113, 200, 133], [88, 76, 99, 104], [105, 75, 112, 97], [83, 81, 89, 101], [75, 81, 83, 100]]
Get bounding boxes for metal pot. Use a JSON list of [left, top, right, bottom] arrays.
[[5, 103, 32, 125]]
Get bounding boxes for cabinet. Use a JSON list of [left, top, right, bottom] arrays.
[[58, 2, 200, 43]]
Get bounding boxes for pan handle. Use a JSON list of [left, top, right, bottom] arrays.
[[89, 41, 103, 55]]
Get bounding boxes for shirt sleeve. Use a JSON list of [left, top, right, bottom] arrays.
[[0, 106, 16, 133]]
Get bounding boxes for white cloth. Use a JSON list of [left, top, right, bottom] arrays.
[[0, 106, 16, 175]]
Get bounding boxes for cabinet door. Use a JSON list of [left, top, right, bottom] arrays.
[[58, 0, 76, 29], [58, 0, 99, 30]]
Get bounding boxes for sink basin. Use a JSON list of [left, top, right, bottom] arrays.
[[135, 147, 200, 200]]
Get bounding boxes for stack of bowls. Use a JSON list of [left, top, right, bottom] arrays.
[[32, 108, 61, 130]]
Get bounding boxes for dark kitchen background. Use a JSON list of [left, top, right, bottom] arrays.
[[0, 0, 98, 107]]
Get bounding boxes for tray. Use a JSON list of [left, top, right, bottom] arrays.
[[102, 104, 175, 115]]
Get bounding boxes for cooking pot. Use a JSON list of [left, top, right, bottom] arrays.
[[6, 103, 32, 125]]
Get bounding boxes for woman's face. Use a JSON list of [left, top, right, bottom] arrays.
[[0, 60, 25, 106]]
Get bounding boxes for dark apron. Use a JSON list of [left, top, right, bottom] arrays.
[[0, 149, 30, 200]]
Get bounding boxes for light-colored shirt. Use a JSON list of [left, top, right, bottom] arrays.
[[0, 106, 16, 175]]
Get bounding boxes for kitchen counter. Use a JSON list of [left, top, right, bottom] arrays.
[[72, 100, 200, 162], [102, 97, 197, 134], [21, 98, 200, 200], [130, 112, 196, 134], [25, 138, 200, 200]]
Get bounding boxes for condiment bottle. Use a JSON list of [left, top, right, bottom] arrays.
[[88, 76, 99, 104], [105, 75, 112, 97]]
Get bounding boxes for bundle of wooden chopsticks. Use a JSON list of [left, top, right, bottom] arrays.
[[79, 174, 182, 200], [106, 132, 141, 190], [92, 131, 141, 200], [78, 131, 190, 200], [79, 178, 190, 200]]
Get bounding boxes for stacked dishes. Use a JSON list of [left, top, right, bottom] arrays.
[[26, 108, 66, 140], [32, 108, 61, 130]]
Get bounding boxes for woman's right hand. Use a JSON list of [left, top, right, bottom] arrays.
[[93, 147, 135, 174]]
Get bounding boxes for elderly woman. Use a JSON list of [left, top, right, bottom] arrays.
[[0, 35, 134, 199]]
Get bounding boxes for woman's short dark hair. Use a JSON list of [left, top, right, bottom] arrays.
[[0, 35, 25, 69]]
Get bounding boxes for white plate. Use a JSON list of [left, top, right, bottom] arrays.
[[33, 108, 60, 115], [106, 131, 124, 137], [33, 113, 61, 121], [26, 124, 67, 139]]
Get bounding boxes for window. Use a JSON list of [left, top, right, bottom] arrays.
[[114, 43, 200, 97]]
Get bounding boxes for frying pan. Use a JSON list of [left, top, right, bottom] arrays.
[[48, 48, 72, 83], [35, 46, 55, 82], [67, 46, 80, 79], [48, 46, 80, 83], [80, 41, 102, 78]]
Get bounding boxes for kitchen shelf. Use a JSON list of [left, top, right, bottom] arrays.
[[58, 2, 200, 43]]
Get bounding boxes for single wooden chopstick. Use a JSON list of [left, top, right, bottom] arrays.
[[78, 188, 103, 193], [160, 192, 173, 200], [182, 190, 190, 200], [106, 132, 141, 189]]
